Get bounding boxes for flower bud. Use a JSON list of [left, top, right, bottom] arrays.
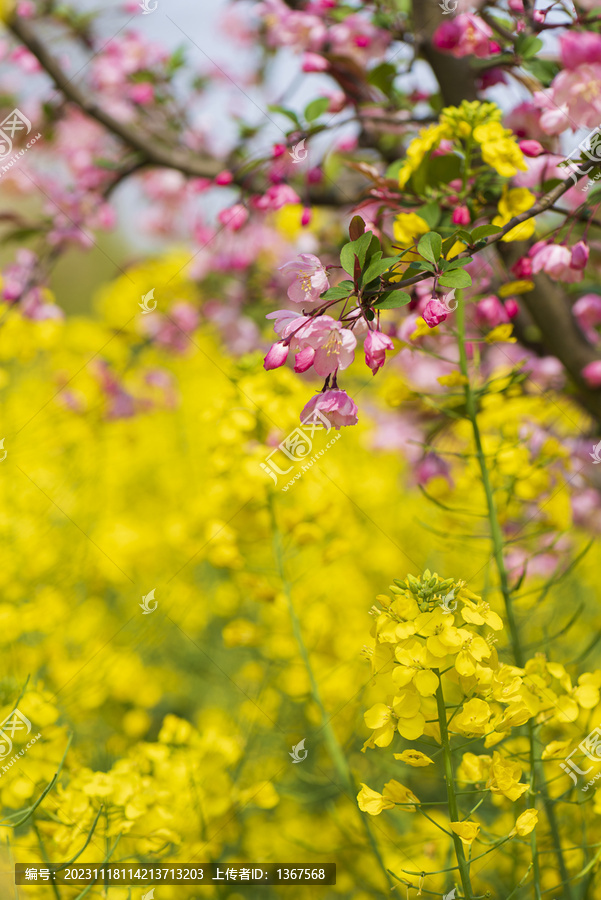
[[263, 342, 289, 370]]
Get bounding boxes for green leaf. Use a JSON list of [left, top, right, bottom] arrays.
[[304, 97, 330, 123], [417, 232, 442, 264], [373, 290, 412, 309], [471, 224, 502, 242], [362, 256, 400, 285], [517, 35, 543, 60], [320, 284, 353, 301], [439, 269, 472, 289], [267, 105, 301, 129], [386, 159, 403, 181], [523, 58, 559, 87], [367, 62, 397, 95], [441, 257, 473, 271], [340, 232, 374, 275], [417, 200, 442, 229]]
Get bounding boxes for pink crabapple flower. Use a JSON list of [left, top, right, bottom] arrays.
[[301, 389, 358, 429], [433, 15, 495, 60], [364, 329, 394, 374], [215, 170, 234, 185], [573, 294, 601, 344], [416, 454, 453, 488], [560, 31, 601, 70], [297, 315, 357, 377], [571, 241, 590, 271], [505, 298, 520, 318], [302, 52, 329, 72], [254, 184, 300, 211], [582, 360, 601, 388], [530, 242, 583, 283], [217, 204, 249, 232], [474, 295, 510, 330], [544, 65, 601, 131], [264, 341, 290, 370], [512, 256, 532, 278], [452, 206, 471, 225], [519, 140, 545, 157], [422, 299, 449, 328], [279, 253, 329, 303]]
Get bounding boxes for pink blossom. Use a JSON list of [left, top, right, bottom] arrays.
[[508, 0, 524, 10], [423, 299, 449, 328], [129, 82, 154, 104], [433, 15, 494, 60], [254, 184, 300, 211], [142, 302, 199, 353], [582, 360, 601, 388], [547, 65, 601, 130], [532, 91, 571, 136], [300, 389, 358, 429], [571, 241, 590, 271], [328, 14, 390, 66], [264, 341, 289, 370], [505, 299, 520, 318], [266, 308, 306, 337], [258, 0, 326, 51], [272, 143, 287, 158], [573, 294, 601, 344], [452, 206, 471, 225], [364, 330, 394, 374], [297, 315, 357, 376], [560, 31, 601, 70], [530, 242, 583, 282], [294, 346, 315, 372], [512, 256, 532, 278], [279, 253, 329, 303], [519, 139, 544, 158], [474, 295, 509, 330], [302, 52, 329, 72], [217, 204, 249, 231], [215, 170, 234, 185], [16, 1, 36, 16], [416, 454, 452, 488]]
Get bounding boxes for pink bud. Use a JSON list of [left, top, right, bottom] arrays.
[[308, 167, 323, 184], [129, 83, 154, 104], [294, 346, 315, 373], [582, 360, 601, 388], [217, 204, 249, 232], [505, 298, 520, 318], [302, 52, 329, 72], [489, 41, 502, 54], [422, 299, 449, 328], [519, 139, 545, 158], [215, 170, 234, 186], [301, 207, 312, 227], [512, 257, 532, 278], [452, 206, 471, 225], [189, 177, 212, 193], [264, 342, 289, 370], [272, 144, 286, 158], [533, 9, 545, 23], [571, 241, 590, 271], [508, 0, 524, 10]]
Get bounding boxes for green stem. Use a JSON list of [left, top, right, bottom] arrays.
[[455, 294, 572, 900], [435, 676, 474, 900], [269, 497, 395, 893]]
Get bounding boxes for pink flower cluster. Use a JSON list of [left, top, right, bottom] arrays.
[[433, 15, 500, 59]]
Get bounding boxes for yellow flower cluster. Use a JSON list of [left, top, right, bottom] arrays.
[[397, 100, 528, 188]]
